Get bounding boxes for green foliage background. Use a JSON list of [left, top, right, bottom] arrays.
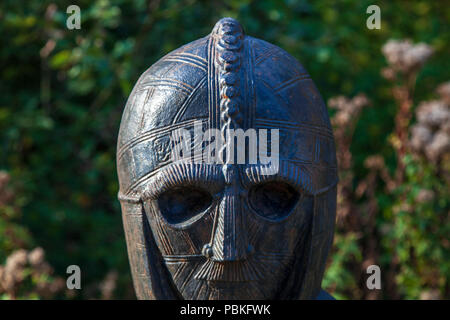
[[0, 0, 448, 299]]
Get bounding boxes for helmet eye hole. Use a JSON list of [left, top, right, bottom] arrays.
[[157, 186, 212, 225], [249, 181, 299, 221]]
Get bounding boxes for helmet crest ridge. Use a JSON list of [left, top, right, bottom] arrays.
[[212, 18, 245, 165]]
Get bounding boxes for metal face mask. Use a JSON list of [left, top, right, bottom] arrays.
[[117, 18, 338, 300]]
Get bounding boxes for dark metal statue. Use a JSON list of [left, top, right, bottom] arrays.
[[116, 18, 338, 300]]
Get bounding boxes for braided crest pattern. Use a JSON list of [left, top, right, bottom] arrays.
[[213, 18, 245, 164]]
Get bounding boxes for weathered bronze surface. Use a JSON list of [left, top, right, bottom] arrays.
[[116, 17, 338, 299]]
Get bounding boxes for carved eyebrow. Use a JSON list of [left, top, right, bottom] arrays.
[[141, 163, 224, 200], [241, 161, 314, 195]]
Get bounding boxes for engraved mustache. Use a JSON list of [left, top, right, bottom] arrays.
[[194, 252, 294, 282], [162, 252, 294, 282], [194, 259, 260, 281]]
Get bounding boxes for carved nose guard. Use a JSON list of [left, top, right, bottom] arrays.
[[203, 186, 251, 262]]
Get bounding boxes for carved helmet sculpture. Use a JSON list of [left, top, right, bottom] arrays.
[[117, 18, 338, 299]]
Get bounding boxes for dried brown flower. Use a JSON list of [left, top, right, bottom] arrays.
[[416, 100, 450, 128], [28, 247, 45, 267], [410, 124, 433, 151], [0, 248, 65, 299], [382, 40, 433, 74], [410, 98, 450, 162], [425, 130, 450, 162]]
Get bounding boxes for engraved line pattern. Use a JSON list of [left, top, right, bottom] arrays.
[[286, 158, 337, 169], [153, 209, 175, 255], [172, 77, 207, 123], [247, 210, 264, 246], [255, 118, 334, 139], [178, 262, 200, 294], [181, 230, 199, 256], [211, 195, 226, 260], [207, 34, 219, 129], [314, 136, 320, 163], [272, 74, 311, 93], [138, 87, 154, 131], [172, 262, 188, 281], [163, 254, 205, 263], [254, 47, 277, 66], [163, 53, 208, 72], [172, 52, 207, 64], [117, 118, 208, 160], [190, 273, 206, 299], [139, 78, 194, 95], [142, 77, 195, 90], [246, 38, 256, 129], [162, 58, 207, 73], [124, 166, 162, 196]]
